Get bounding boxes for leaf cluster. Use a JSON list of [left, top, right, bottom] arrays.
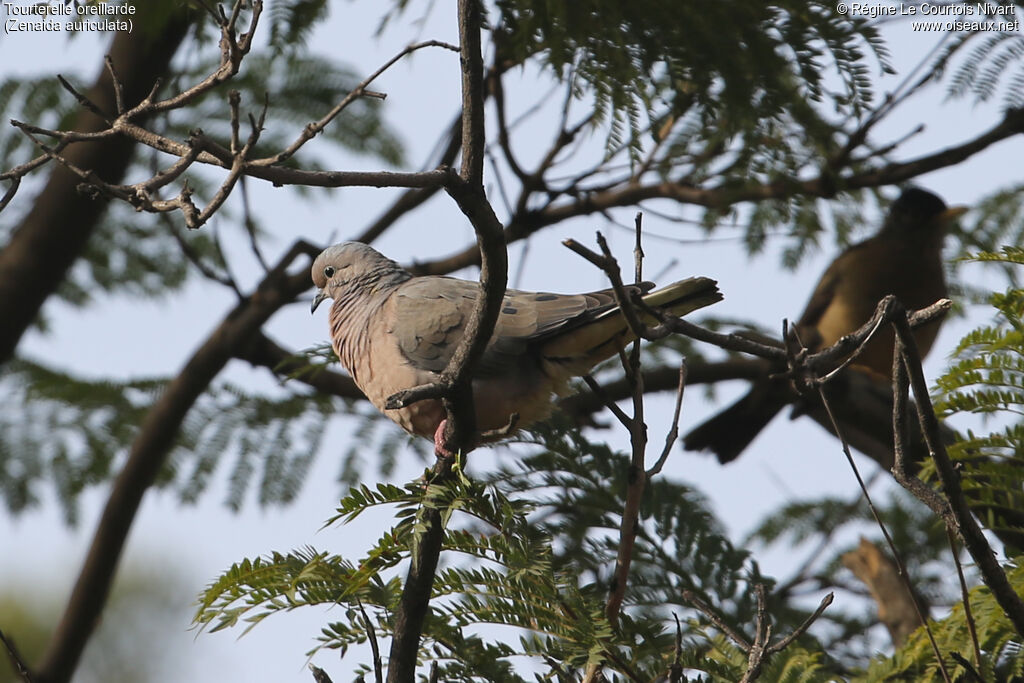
[[494, 0, 888, 170], [196, 423, 847, 680], [945, 26, 1024, 110], [0, 357, 339, 522], [859, 558, 1024, 681], [932, 248, 1024, 546]]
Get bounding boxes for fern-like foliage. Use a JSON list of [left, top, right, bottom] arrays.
[[495, 422, 762, 625], [945, 24, 1024, 110], [494, 0, 889, 166], [196, 423, 845, 680], [858, 558, 1024, 681], [0, 358, 338, 521], [266, 0, 329, 56], [932, 248, 1024, 546], [0, 358, 162, 523], [948, 185, 1024, 306]]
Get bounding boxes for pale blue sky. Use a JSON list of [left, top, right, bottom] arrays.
[[1, 2, 1021, 680]]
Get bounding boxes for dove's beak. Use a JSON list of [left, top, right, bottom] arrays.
[[311, 288, 329, 314]]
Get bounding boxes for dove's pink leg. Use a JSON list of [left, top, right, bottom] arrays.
[[433, 419, 455, 458]]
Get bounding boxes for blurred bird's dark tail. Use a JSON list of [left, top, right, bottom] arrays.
[[683, 380, 791, 464]]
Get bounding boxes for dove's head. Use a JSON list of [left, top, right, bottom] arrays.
[[311, 242, 411, 313]]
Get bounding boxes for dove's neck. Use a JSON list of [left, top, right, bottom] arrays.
[[329, 277, 404, 383]]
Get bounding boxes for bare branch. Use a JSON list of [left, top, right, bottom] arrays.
[[891, 305, 1024, 639], [0, 628, 33, 683], [581, 374, 632, 428], [386, 3, 508, 681], [56, 74, 109, 124], [166, 217, 241, 295], [236, 332, 363, 401], [103, 56, 126, 115], [647, 361, 687, 478], [408, 107, 1024, 278], [765, 592, 835, 655], [739, 585, 771, 683], [252, 40, 458, 169], [0, 3, 193, 366], [35, 241, 320, 683], [946, 528, 983, 671], [358, 602, 384, 683], [562, 233, 670, 343], [142, 0, 262, 116], [682, 590, 752, 650], [687, 585, 834, 682]]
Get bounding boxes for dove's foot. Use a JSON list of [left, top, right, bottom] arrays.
[[433, 419, 456, 458]]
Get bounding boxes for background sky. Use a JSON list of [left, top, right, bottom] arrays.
[[1, 2, 1022, 681]]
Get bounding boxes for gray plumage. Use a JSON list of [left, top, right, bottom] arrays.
[[311, 241, 721, 443]]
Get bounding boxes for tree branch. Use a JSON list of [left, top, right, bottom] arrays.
[[891, 304, 1024, 639], [0, 5, 195, 366], [407, 106, 1024, 277], [33, 241, 319, 683], [236, 332, 363, 401], [386, 2, 508, 681]]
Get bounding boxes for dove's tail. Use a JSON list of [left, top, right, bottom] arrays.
[[540, 277, 721, 375], [641, 276, 723, 321]]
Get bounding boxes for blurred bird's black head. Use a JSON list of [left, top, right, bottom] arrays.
[[883, 187, 967, 234]]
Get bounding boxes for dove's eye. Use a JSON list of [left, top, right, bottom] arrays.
[[323, 266, 336, 279]]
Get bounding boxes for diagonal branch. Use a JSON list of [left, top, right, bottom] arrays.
[[890, 303, 1024, 639], [409, 106, 1024, 277], [0, 6, 194, 366], [33, 241, 320, 683]]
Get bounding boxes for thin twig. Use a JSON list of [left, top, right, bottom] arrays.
[[946, 528, 983, 672], [103, 56, 125, 115], [686, 585, 833, 682], [239, 178, 270, 271], [949, 652, 986, 683], [358, 602, 384, 683], [166, 216, 241, 295], [0, 628, 33, 683], [562, 234, 668, 343], [681, 590, 752, 649], [56, 74, 109, 123], [228, 90, 242, 154], [766, 593, 834, 655], [254, 40, 458, 168], [581, 374, 632, 428], [739, 584, 771, 683], [647, 361, 687, 478], [890, 306, 1024, 639], [818, 383, 951, 683]]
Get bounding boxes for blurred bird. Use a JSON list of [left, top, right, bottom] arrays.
[[683, 187, 967, 464], [311, 242, 722, 453]]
